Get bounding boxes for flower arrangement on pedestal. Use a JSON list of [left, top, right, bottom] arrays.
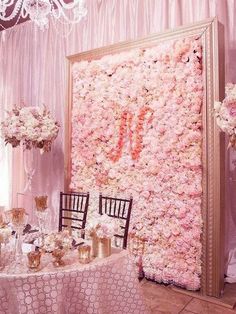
[[0, 105, 60, 153], [214, 83, 236, 148]]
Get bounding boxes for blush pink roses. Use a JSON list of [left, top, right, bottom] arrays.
[[215, 83, 236, 148], [71, 37, 203, 290]]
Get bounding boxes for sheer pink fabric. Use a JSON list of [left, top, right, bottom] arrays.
[[0, 0, 235, 250]]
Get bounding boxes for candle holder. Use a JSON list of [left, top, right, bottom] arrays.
[[35, 195, 48, 246], [27, 250, 42, 271], [52, 248, 65, 267], [35, 195, 47, 211], [78, 245, 91, 264], [8, 208, 28, 264]]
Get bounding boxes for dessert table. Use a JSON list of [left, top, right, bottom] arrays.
[[0, 248, 150, 314]]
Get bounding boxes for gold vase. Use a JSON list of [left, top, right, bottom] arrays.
[[97, 237, 111, 258], [91, 232, 98, 257]]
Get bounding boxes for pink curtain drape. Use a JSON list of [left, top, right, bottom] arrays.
[[0, 0, 235, 249]]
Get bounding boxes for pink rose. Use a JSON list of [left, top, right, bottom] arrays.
[[226, 99, 236, 117]]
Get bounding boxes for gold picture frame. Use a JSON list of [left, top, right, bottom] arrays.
[[66, 17, 225, 297]]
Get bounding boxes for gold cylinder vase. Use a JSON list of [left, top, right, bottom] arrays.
[[97, 237, 111, 258], [91, 232, 98, 257]]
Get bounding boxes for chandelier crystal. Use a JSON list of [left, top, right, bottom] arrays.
[[0, 0, 87, 30]]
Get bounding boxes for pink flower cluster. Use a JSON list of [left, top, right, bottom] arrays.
[[86, 213, 120, 239], [43, 230, 73, 252], [214, 83, 236, 148], [1, 105, 59, 152], [71, 37, 203, 290]]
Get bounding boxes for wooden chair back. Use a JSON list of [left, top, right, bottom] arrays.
[[59, 191, 89, 237], [99, 193, 133, 249]]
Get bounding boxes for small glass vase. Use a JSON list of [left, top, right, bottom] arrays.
[[52, 248, 65, 267], [27, 250, 42, 271], [9, 208, 28, 264], [78, 245, 91, 264]]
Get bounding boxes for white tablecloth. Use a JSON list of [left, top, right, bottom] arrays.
[[0, 249, 149, 314]]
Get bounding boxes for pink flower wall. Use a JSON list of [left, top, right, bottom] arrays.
[[71, 37, 203, 290]]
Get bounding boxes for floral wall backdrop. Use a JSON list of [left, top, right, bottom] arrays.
[[71, 37, 203, 290]]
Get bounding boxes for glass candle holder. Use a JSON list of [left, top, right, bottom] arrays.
[[8, 208, 28, 263], [11, 208, 26, 226], [78, 245, 91, 264], [27, 251, 42, 270], [52, 248, 65, 267], [35, 195, 48, 212]]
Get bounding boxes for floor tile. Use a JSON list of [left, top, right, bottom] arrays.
[[185, 298, 236, 314], [142, 281, 192, 313]]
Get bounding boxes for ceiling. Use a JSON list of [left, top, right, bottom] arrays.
[[0, 0, 74, 31]]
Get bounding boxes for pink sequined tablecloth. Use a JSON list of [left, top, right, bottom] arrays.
[[0, 250, 149, 314]]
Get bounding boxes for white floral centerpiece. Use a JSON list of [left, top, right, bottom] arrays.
[[86, 213, 120, 239], [0, 104, 60, 152], [43, 230, 73, 252], [214, 83, 236, 148], [86, 213, 120, 258], [0, 226, 11, 244]]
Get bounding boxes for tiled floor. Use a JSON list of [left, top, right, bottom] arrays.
[[141, 279, 236, 314]]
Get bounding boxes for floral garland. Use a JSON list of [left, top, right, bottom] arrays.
[[214, 83, 236, 148], [0, 105, 59, 152], [71, 37, 203, 290], [107, 106, 154, 162]]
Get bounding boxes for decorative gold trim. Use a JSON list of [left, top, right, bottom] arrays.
[[65, 17, 225, 297]]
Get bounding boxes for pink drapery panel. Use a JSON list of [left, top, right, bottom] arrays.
[[0, 0, 235, 248]]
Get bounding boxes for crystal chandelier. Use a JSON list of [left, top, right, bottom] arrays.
[[0, 0, 87, 30]]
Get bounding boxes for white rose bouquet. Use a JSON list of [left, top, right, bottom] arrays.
[[86, 213, 120, 239], [1, 104, 60, 152], [0, 226, 12, 244], [43, 230, 73, 252]]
